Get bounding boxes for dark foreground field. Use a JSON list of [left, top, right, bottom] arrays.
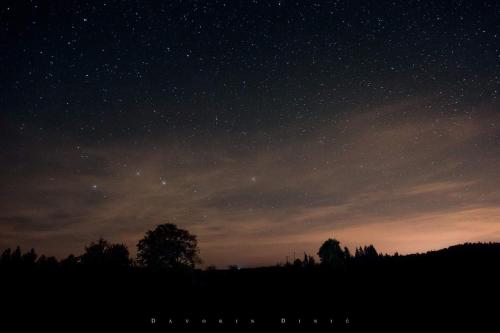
[[3, 243, 500, 331]]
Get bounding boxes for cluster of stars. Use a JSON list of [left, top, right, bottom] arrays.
[[1, 1, 499, 266]]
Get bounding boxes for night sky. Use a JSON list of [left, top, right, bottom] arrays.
[[1, 0, 499, 267]]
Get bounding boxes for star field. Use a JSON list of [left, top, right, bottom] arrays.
[[1, 0, 499, 267]]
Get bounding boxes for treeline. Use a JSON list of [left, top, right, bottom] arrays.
[[285, 240, 382, 269], [1, 222, 500, 272], [0, 223, 200, 271], [0, 223, 382, 271], [0, 239, 131, 271]]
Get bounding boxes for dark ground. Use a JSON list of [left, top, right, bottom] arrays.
[[2, 243, 500, 331]]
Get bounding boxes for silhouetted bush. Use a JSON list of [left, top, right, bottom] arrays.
[[80, 238, 131, 269]]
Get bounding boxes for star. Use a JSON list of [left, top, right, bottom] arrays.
[[1, 0, 498, 269]]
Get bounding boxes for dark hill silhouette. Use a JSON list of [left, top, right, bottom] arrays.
[[1, 231, 500, 330]]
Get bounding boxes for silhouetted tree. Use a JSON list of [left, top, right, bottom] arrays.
[[344, 247, 352, 262], [80, 238, 131, 268], [318, 238, 345, 267], [1, 248, 11, 266], [37, 255, 59, 268], [106, 244, 131, 267], [363, 245, 379, 261], [61, 254, 79, 268], [80, 238, 107, 266], [354, 244, 379, 264], [303, 252, 316, 267], [11, 246, 22, 266], [355, 246, 365, 258], [22, 248, 37, 266], [293, 258, 303, 267], [136, 223, 201, 270], [1, 247, 38, 269]]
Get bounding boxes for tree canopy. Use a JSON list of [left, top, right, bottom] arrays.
[[318, 238, 346, 266], [136, 223, 201, 270]]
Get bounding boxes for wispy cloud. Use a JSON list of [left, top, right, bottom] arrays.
[[1, 98, 500, 267]]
